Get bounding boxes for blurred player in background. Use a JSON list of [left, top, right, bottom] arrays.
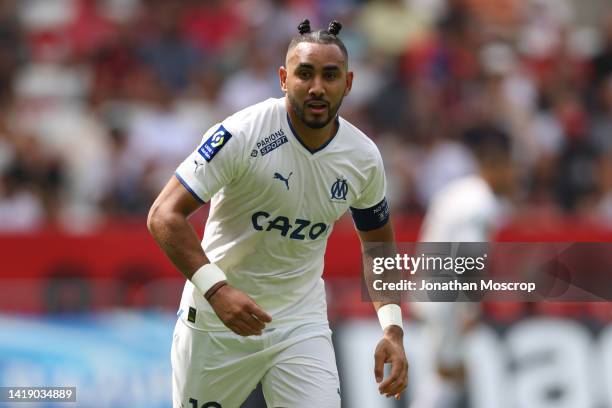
[[148, 19, 408, 407], [411, 126, 515, 408]]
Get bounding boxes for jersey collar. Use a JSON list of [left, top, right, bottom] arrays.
[[285, 113, 340, 155]]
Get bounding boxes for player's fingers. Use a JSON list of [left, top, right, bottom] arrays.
[[248, 314, 266, 331], [227, 324, 246, 337], [381, 377, 406, 397], [247, 303, 272, 323], [378, 356, 404, 393], [227, 322, 246, 336], [242, 317, 264, 336], [381, 359, 408, 396], [222, 310, 250, 335], [237, 311, 264, 333], [380, 372, 406, 396], [229, 320, 255, 337], [386, 375, 407, 397], [400, 360, 409, 394], [392, 359, 408, 395], [373, 348, 386, 383]]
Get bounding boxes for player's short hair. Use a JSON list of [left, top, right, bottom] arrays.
[[287, 19, 348, 66], [463, 125, 511, 163]]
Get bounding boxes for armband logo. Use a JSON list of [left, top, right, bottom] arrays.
[[198, 125, 232, 162], [373, 199, 389, 221]]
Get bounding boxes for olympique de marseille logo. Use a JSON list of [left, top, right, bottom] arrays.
[[330, 177, 348, 201]]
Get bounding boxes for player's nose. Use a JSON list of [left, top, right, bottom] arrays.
[[308, 76, 326, 98]]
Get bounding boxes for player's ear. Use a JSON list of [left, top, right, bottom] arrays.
[[279, 66, 288, 93], [344, 70, 353, 97]]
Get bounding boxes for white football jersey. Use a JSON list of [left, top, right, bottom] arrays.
[[419, 175, 499, 242], [175, 97, 388, 331]]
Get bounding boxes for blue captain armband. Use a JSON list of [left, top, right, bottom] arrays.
[[350, 197, 390, 231]]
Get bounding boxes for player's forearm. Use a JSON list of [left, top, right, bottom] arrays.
[[357, 221, 402, 313], [147, 207, 208, 280], [356, 221, 404, 334]]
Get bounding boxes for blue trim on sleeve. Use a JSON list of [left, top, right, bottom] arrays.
[[350, 197, 390, 231], [174, 172, 206, 204]]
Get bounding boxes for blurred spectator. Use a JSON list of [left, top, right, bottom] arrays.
[[90, 22, 144, 103], [591, 75, 612, 152], [0, 1, 23, 107], [138, 1, 203, 93], [99, 126, 151, 216], [218, 48, 282, 113], [357, 0, 429, 57], [597, 150, 612, 226], [414, 135, 477, 208], [592, 12, 612, 84], [122, 69, 202, 193], [0, 129, 63, 231], [181, 0, 245, 54]]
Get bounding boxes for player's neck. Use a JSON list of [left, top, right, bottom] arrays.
[[286, 105, 338, 151]]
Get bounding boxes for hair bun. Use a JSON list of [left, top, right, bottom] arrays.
[[328, 20, 342, 36], [297, 19, 311, 35]]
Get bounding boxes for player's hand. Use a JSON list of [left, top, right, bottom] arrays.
[[207, 284, 272, 336], [374, 325, 408, 399]]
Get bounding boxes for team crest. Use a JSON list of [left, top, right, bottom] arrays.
[[330, 177, 348, 201]]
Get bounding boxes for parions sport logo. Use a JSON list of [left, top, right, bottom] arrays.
[[251, 211, 328, 240], [256, 129, 288, 156]]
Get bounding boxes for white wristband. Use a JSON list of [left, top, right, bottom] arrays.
[[191, 263, 227, 296], [377, 304, 403, 331]]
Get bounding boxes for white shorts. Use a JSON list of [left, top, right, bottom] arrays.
[[171, 318, 341, 408]]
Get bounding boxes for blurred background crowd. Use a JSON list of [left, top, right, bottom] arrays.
[[0, 0, 611, 232]]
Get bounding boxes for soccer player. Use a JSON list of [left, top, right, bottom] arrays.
[[147, 19, 408, 407], [410, 126, 515, 408]]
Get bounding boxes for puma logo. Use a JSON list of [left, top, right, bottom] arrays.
[[194, 159, 205, 173], [273, 172, 293, 190]]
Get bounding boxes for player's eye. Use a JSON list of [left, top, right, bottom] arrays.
[[324, 71, 338, 80], [297, 70, 312, 80]]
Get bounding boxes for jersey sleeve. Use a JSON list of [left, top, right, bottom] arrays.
[[175, 120, 247, 204], [349, 147, 390, 231]]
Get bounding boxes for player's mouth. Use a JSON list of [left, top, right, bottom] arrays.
[[305, 100, 328, 114]]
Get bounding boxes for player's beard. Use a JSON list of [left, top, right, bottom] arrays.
[[288, 94, 343, 129]]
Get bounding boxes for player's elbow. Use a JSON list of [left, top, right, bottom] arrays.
[[147, 200, 168, 238]]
